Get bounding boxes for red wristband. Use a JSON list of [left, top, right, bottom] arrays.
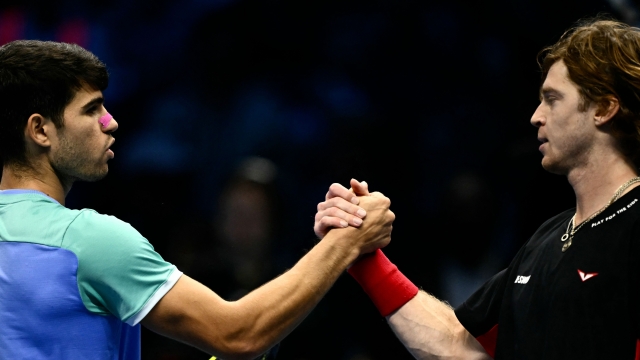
[[347, 249, 419, 317]]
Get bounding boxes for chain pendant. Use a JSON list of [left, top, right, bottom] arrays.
[[559, 177, 640, 253]]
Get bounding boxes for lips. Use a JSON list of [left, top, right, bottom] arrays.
[[106, 138, 115, 158], [538, 136, 548, 152]]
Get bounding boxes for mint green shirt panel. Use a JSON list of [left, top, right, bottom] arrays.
[[61, 209, 177, 324], [0, 193, 78, 247]]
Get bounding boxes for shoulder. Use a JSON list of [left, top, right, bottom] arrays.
[[62, 210, 178, 322], [61, 209, 158, 266], [68, 208, 137, 233], [0, 194, 83, 248], [63, 209, 145, 246]]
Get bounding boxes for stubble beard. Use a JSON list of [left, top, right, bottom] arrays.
[[51, 134, 108, 183], [542, 133, 593, 176]]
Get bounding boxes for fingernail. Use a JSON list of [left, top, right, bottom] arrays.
[[351, 197, 359, 204], [340, 220, 348, 227], [361, 181, 368, 187], [353, 218, 363, 226], [357, 209, 366, 217]]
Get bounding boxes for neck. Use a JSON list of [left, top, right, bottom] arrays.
[[568, 152, 638, 225], [0, 163, 71, 205]]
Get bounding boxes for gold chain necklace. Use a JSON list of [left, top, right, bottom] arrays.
[[561, 176, 640, 252]]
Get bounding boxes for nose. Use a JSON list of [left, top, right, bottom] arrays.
[[100, 111, 118, 133], [105, 117, 118, 133], [530, 103, 545, 128]]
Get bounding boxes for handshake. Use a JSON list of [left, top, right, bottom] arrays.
[[313, 178, 418, 319], [314, 178, 396, 259]]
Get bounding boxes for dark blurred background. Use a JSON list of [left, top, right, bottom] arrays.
[[2, 0, 639, 358]]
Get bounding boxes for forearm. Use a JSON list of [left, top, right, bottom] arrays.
[[228, 229, 360, 354], [348, 251, 490, 360], [387, 292, 491, 360], [147, 229, 360, 360], [145, 194, 393, 359]]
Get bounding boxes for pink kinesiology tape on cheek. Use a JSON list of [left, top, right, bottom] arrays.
[[99, 113, 112, 128]]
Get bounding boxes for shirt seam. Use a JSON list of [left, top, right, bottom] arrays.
[[124, 266, 182, 326], [61, 209, 106, 316]]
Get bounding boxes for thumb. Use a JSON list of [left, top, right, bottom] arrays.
[[350, 178, 370, 196]]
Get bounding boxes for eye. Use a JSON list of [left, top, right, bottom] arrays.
[[540, 90, 561, 106], [542, 95, 556, 105], [86, 106, 99, 115]]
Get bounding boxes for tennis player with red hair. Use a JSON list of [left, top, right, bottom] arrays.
[[317, 17, 640, 360]]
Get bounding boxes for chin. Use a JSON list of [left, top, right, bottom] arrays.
[[541, 158, 568, 175], [79, 168, 109, 182]]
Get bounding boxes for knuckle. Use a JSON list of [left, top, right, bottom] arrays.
[[329, 208, 347, 220], [342, 201, 356, 213], [328, 197, 342, 207]]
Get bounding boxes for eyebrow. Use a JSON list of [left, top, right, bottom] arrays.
[[81, 96, 104, 112], [539, 87, 564, 101]]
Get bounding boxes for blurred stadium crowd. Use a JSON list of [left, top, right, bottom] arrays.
[[1, 0, 638, 358]]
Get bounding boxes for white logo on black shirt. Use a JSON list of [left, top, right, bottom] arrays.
[[514, 275, 530, 284], [591, 198, 638, 228], [578, 269, 598, 282]]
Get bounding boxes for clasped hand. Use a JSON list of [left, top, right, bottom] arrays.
[[314, 179, 394, 255]]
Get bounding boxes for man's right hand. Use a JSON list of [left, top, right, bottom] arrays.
[[333, 191, 395, 255], [314, 179, 372, 239], [315, 180, 394, 256], [144, 181, 392, 359]]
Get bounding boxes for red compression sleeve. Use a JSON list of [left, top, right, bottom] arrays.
[[347, 249, 419, 317]]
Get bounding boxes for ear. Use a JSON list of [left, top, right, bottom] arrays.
[[594, 96, 620, 126], [24, 114, 55, 149]]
